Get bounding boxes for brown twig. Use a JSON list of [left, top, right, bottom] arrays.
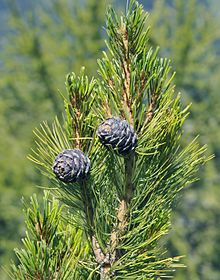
[[103, 98, 112, 118], [136, 71, 148, 106], [118, 26, 133, 125], [70, 94, 81, 149], [92, 236, 105, 264], [74, 109, 81, 149], [145, 92, 157, 126], [92, 236, 112, 279]]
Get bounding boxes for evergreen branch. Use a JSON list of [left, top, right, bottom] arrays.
[[8, 192, 91, 280], [119, 23, 133, 123], [92, 236, 106, 264], [67, 74, 81, 149], [19, 1, 211, 279], [145, 89, 157, 125], [65, 68, 97, 150]]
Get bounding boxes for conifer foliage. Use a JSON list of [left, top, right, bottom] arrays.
[[9, 1, 209, 279]]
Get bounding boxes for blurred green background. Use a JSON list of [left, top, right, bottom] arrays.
[[0, 0, 219, 279]]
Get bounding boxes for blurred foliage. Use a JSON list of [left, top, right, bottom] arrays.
[[0, 0, 108, 278], [0, 0, 220, 279], [149, 0, 220, 279]]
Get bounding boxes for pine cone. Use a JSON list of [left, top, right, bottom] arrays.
[[52, 149, 90, 183], [97, 117, 137, 155]]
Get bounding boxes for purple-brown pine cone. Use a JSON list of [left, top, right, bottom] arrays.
[[97, 117, 137, 155], [52, 149, 90, 183]]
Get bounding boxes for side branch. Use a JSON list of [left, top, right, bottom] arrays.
[[70, 94, 81, 149], [145, 91, 158, 126], [92, 236, 112, 280], [119, 26, 133, 124], [73, 112, 81, 149]]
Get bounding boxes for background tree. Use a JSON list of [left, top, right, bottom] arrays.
[[149, 0, 220, 279], [0, 0, 108, 277]]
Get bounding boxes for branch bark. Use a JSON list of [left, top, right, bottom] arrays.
[[119, 26, 133, 125], [108, 153, 136, 272], [144, 91, 158, 127]]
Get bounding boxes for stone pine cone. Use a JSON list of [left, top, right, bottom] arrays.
[[52, 149, 90, 183], [97, 117, 138, 155]]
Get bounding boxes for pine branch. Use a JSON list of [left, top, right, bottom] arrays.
[[65, 68, 97, 150], [20, 1, 211, 279], [8, 192, 91, 280], [119, 23, 133, 123]]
